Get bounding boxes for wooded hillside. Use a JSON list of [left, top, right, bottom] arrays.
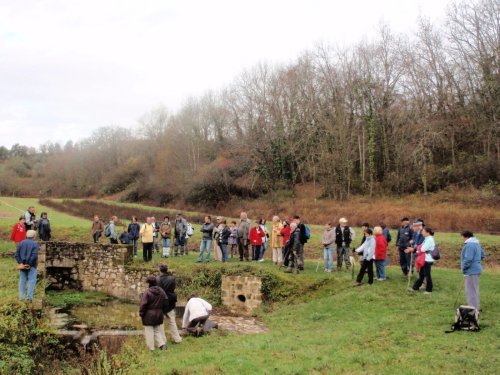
[[0, 0, 498, 207]]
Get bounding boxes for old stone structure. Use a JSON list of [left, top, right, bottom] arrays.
[[39, 242, 149, 301], [221, 275, 262, 315]]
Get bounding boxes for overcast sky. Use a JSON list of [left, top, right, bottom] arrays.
[[0, 0, 451, 148]]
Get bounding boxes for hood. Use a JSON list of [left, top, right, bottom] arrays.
[[148, 286, 164, 295], [465, 237, 480, 244]]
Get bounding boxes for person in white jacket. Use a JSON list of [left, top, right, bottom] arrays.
[[354, 229, 375, 285], [182, 296, 212, 336]]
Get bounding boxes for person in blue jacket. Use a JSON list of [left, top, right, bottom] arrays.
[[460, 230, 486, 311], [15, 230, 39, 301]]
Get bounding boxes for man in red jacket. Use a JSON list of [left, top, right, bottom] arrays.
[[249, 221, 265, 261], [10, 216, 27, 247]]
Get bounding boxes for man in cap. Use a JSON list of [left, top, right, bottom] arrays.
[[335, 218, 355, 271], [396, 217, 414, 276], [15, 230, 39, 301]]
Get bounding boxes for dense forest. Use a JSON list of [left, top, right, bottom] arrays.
[[0, 0, 498, 207]]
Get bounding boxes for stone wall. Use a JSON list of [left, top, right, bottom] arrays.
[[221, 275, 262, 315], [39, 242, 149, 302]]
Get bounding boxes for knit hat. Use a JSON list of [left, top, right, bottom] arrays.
[[413, 219, 423, 225], [26, 230, 36, 238]]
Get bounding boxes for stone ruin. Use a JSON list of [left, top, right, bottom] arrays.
[[221, 275, 262, 315], [39, 241, 149, 301], [39, 242, 264, 315]]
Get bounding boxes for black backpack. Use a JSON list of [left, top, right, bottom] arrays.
[[447, 305, 480, 332]]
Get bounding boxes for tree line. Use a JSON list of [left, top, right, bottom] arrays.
[[0, 0, 498, 207]]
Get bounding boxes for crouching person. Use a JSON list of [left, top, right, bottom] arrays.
[[139, 275, 168, 351], [354, 229, 375, 286], [182, 295, 212, 337]]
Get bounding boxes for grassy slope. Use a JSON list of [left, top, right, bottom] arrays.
[[0, 197, 499, 374]]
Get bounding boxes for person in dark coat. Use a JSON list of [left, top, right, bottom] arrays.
[[157, 264, 182, 344], [36, 212, 51, 241], [284, 222, 301, 274], [139, 275, 168, 351]]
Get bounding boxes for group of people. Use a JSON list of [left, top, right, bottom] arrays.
[[139, 264, 213, 350], [91, 213, 195, 262], [11, 205, 486, 323]]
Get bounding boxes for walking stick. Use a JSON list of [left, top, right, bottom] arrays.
[[406, 251, 414, 290]]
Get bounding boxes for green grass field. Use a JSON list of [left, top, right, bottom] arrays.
[[0, 197, 499, 374]]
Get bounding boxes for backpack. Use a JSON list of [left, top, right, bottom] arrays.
[[447, 305, 480, 332], [186, 223, 194, 237], [104, 224, 111, 237], [300, 224, 311, 244], [430, 245, 441, 260]]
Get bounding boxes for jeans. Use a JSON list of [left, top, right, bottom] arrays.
[[143, 242, 153, 262], [259, 243, 267, 260], [412, 262, 433, 292], [131, 238, 138, 256], [252, 245, 261, 261], [375, 259, 386, 279], [19, 267, 37, 300], [324, 246, 334, 271], [220, 243, 228, 262], [162, 238, 171, 248], [93, 230, 101, 243], [198, 239, 212, 261]]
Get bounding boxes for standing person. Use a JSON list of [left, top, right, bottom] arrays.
[[271, 216, 284, 265], [24, 206, 37, 231], [197, 216, 214, 263], [213, 216, 224, 262], [409, 227, 435, 294], [15, 230, 39, 301], [354, 229, 376, 286], [460, 231, 486, 311], [284, 222, 301, 274], [174, 213, 188, 256], [108, 216, 118, 244], [373, 226, 388, 281], [184, 221, 194, 255], [405, 219, 424, 271], [139, 276, 167, 351], [119, 226, 131, 244], [228, 221, 238, 258], [157, 264, 182, 344], [91, 215, 104, 244], [292, 215, 307, 270], [280, 220, 291, 264], [396, 217, 414, 276], [182, 295, 213, 336], [140, 217, 155, 262], [128, 216, 140, 257], [237, 212, 251, 262], [160, 216, 172, 258], [258, 219, 268, 262], [380, 222, 392, 244], [249, 221, 265, 261], [217, 220, 231, 263], [36, 212, 51, 241], [322, 222, 336, 272], [335, 218, 355, 271], [10, 216, 27, 247], [151, 217, 160, 254]]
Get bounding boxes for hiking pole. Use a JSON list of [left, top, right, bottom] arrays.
[[406, 251, 414, 290], [453, 276, 464, 308]]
